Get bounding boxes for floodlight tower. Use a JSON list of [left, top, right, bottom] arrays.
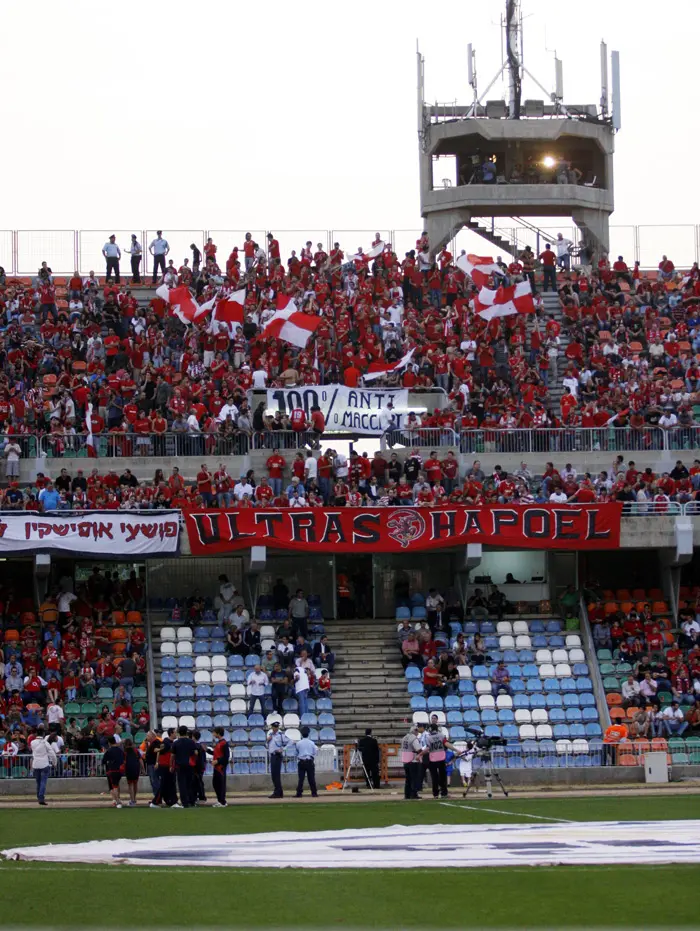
[[417, 2, 621, 261]]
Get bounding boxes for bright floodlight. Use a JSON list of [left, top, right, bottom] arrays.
[[542, 155, 556, 168]]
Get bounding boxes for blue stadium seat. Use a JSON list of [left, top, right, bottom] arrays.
[[579, 693, 596, 707], [549, 636, 565, 648], [458, 680, 475, 694], [162, 685, 177, 699], [177, 657, 193, 669], [445, 695, 461, 710], [578, 677, 593, 692], [510, 679, 526, 693], [195, 685, 212, 698], [545, 692, 563, 708], [316, 698, 333, 711], [179, 700, 195, 713], [480, 622, 495, 634], [213, 684, 229, 698], [194, 641, 209, 654], [565, 709, 583, 723], [472, 664, 488, 679], [463, 710, 481, 725], [405, 666, 421, 679], [531, 636, 548, 649], [196, 715, 213, 728], [513, 694, 530, 709], [396, 607, 411, 620], [572, 664, 589, 676], [582, 708, 599, 723], [483, 637, 499, 650], [543, 678, 560, 692], [162, 671, 177, 684], [213, 699, 229, 713], [282, 698, 298, 712], [318, 713, 335, 726], [563, 693, 580, 708], [546, 621, 562, 633], [529, 620, 545, 633], [502, 725, 519, 739], [194, 627, 208, 639], [248, 713, 265, 727], [518, 650, 535, 663], [560, 679, 577, 693], [411, 697, 427, 711], [526, 678, 543, 693], [484, 725, 501, 738], [195, 700, 212, 713], [177, 671, 194, 684], [245, 655, 260, 667], [569, 724, 586, 738], [319, 727, 336, 742], [427, 696, 444, 710], [552, 724, 570, 739], [497, 710, 514, 723], [230, 713, 248, 726], [461, 695, 478, 710], [228, 655, 244, 667], [161, 657, 176, 670], [407, 681, 423, 695], [177, 685, 194, 698], [463, 622, 479, 635], [585, 723, 603, 738], [249, 728, 266, 742], [230, 729, 249, 743], [228, 670, 245, 683], [481, 710, 497, 724], [549, 709, 566, 723], [529, 694, 546, 709], [410, 592, 426, 606], [446, 711, 462, 725], [162, 700, 177, 713]]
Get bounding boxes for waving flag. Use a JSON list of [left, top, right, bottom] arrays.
[[456, 253, 506, 288], [156, 284, 216, 325], [363, 348, 416, 383], [209, 288, 246, 334], [474, 280, 536, 321], [261, 302, 321, 349]]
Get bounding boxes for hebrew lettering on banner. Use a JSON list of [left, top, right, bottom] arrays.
[[0, 513, 180, 555], [185, 504, 622, 555]]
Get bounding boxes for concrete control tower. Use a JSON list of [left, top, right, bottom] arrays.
[[418, 1, 620, 261]]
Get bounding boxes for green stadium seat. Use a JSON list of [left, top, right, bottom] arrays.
[[132, 687, 148, 700], [64, 702, 81, 715], [599, 663, 615, 676], [603, 676, 619, 690], [658, 692, 673, 706], [81, 702, 98, 715], [597, 650, 612, 662], [671, 752, 688, 764], [97, 688, 113, 700]]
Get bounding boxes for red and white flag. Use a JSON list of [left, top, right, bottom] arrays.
[[456, 253, 505, 288], [156, 284, 216, 325], [261, 298, 321, 349], [363, 348, 416, 383], [209, 288, 246, 334], [474, 280, 536, 321]]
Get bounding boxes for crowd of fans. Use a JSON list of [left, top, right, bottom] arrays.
[[2, 452, 699, 512], [1, 234, 698, 461], [588, 583, 700, 739], [0, 569, 149, 762]]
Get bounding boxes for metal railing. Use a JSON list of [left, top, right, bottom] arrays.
[[383, 428, 459, 449], [2, 225, 700, 275], [252, 430, 328, 450], [458, 426, 700, 455], [38, 432, 250, 459], [0, 747, 339, 778]]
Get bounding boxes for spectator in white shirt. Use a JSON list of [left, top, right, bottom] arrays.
[[233, 478, 254, 501], [621, 675, 641, 707], [149, 230, 170, 283], [549, 489, 568, 504], [216, 402, 239, 423], [304, 451, 318, 484], [246, 665, 269, 715], [102, 235, 121, 283]]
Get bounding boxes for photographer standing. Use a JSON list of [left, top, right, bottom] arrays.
[[425, 723, 456, 799], [400, 724, 423, 800], [29, 727, 58, 806]]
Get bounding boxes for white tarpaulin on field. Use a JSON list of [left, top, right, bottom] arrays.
[[0, 512, 180, 555], [266, 386, 409, 434], [5, 821, 700, 868]]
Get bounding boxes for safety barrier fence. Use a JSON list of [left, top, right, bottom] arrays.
[[0, 426, 695, 459], [1, 225, 699, 275], [0, 747, 339, 778]]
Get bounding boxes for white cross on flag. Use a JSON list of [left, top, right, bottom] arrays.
[[474, 280, 536, 321], [456, 253, 506, 288], [260, 296, 321, 348], [156, 284, 216, 325]]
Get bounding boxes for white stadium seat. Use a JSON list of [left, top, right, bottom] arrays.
[[176, 641, 192, 655], [539, 664, 555, 678], [161, 642, 175, 656], [195, 656, 212, 670], [160, 627, 176, 642], [555, 663, 572, 678], [535, 649, 552, 664], [566, 635, 582, 648], [177, 627, 193, 641], [514, 709, 532, 724], [194, 670, 211, 685]]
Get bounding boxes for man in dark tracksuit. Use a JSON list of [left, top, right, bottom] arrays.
[[357, 728, 381, 789], [192, 729, 207, 803], [212, 727, 230, 807], [150, 729, 177, 808], [173, 726, 198, 808]]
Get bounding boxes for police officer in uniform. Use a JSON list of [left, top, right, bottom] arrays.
[[295, 726, 318, 798], [400, 724, 423, 800], [266, 721, 290, 799]]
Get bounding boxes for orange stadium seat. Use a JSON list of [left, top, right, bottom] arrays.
[[618, 753, 638, 766], [606, 693, 623, 707], [126, 611, 142, 626], [610, 707, 626, 721]]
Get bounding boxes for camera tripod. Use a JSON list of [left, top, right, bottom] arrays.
[[341, 747, 372, 793], [464, 753, 509, 800]]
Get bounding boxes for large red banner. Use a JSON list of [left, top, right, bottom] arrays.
[[184, 505, 622, 555]]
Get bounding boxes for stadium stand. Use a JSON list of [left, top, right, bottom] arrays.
[[153, 586, 335, 775], [0, 235, 699, 476], [398, 586, 604, 766], [0, 574, 149, 770], [588, 584, 700, 762]]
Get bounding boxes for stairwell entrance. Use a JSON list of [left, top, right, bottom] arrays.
[[336, 555, 374, 619]]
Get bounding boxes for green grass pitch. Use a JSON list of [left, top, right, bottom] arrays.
[[1, 796, 699, 928]]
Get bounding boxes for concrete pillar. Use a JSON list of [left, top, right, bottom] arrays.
[[425, 208, 472, 256], [572, 207, 611, 259]]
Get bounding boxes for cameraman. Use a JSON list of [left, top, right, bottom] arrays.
[[357, 728, 381, 789]]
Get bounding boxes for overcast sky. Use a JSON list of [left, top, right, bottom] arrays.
[[2, 0, 698, 261]]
